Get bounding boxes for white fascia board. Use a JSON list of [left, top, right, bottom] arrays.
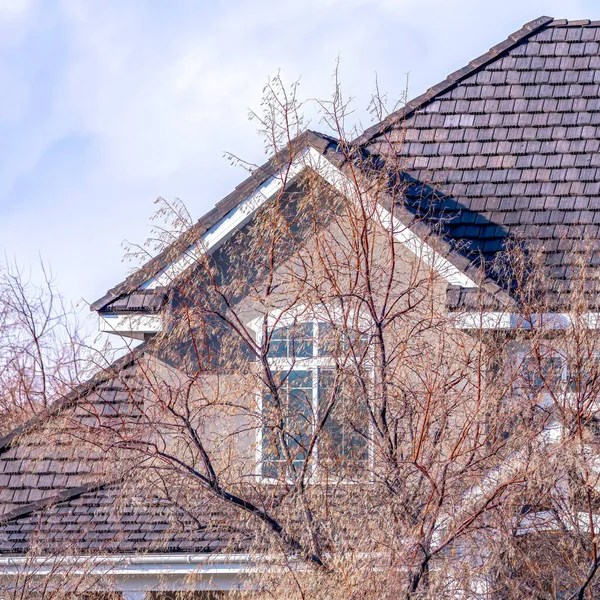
[[302, 146, 478, 289], [450, 312, 600, 330], [0, 553, 257, 574], [380, 210, 477, 288], [0, 554, 260, 593], [142, 149, 310, 290], [0, 571, 244, 594], [98, 313, 162, 339]]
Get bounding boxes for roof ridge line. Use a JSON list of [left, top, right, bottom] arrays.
[[548, 19, 597, 27], [354, 15, 554, 146], [0, 481, 112, 526]]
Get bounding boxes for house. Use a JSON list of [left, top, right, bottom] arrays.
[[3, 14, 600, 598]]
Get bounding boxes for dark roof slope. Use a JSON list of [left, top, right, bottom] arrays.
[[355, 16, 555, 145], [363, 17, 600, 309], [93, 16, 600, 316], [0, 359, 143, 520], [0, 484, 243, 555], [100, 288, 169, 314]]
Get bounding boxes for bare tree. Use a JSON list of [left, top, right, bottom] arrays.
[[64, 75, 551, 599], [5, 75, 600, 600], [0, 259, 88, 436]]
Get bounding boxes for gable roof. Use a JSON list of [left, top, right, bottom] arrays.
[[7, 13, 600, 560], [355, 16, 555, 144], [92, 130, 343, 314], [361, 16, 600, 310], [91, 15, 600, 322], [92, 135, 491, 329]]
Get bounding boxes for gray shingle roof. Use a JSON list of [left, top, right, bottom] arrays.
[[0, 485, 243, 555], [362, 17, 600, 309], [9, 16, 600, 555], [100, 288, 169, 314], [0, 360, 142, 520], [94, 17, 600, 316], [0, 352, 244, 556]]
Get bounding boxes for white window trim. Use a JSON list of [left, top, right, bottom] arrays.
[[514, 348, 565, 443], [252, 309, 374, 485], [247, 302, 376, 335]]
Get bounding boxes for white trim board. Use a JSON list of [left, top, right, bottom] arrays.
[[142, 149, 311, 290], [0, 553, 257, 594], [141, 146, 477, 292], [98, 313, 163, 340], [302, 146, 477, 289], [450, 312, 600, 330]]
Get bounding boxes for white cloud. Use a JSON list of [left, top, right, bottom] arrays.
[[0, 0, 35, 22]]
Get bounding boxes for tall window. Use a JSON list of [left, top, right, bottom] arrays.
[[260, 320, 370, 480], [516, 351, 600, 400], [515, 349, 600, 442], [519, 353, 565, 405]]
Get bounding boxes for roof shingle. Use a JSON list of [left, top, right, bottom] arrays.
[[364, 17, 600, 309]]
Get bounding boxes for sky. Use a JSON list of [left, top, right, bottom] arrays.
[[0, 0, 597, 337]]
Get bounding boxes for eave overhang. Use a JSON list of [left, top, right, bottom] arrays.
[[449, 311, 600, 330], [0, 553, 261, 595], [94, 143, 482, 339]]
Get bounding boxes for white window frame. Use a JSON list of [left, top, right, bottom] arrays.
[[513, 346, 600, 442], [514, 347, 600, 400], [514, 348, 568, 403], [249, 307, 374, 484]]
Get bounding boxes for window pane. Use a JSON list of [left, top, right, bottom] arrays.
[[318, 322, 369, 357], [318, 323, 335, 356], [268, 324, 314, 359], [262, 370, 313, 478], [566, 355, 600, 395], [287, 370, 313, 467], [291, 323, 314, 358], [318, 369, 369, 476], [521, 356, 563, 391], [268, 339, 288, 358], [268, 327, 289, 359]]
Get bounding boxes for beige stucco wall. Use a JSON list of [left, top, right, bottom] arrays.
[[134, 183, 475, 486]]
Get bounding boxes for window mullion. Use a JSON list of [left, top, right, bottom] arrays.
[[260, 317, 372, 483], [312, 365, 319, 478]]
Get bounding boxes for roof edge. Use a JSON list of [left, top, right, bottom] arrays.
[[0, 482, 111, 526], [91, 130, 341, 313], [547, 19, 598, 27], [354, 15, 554, 146], [0, 347, 143, 456]]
